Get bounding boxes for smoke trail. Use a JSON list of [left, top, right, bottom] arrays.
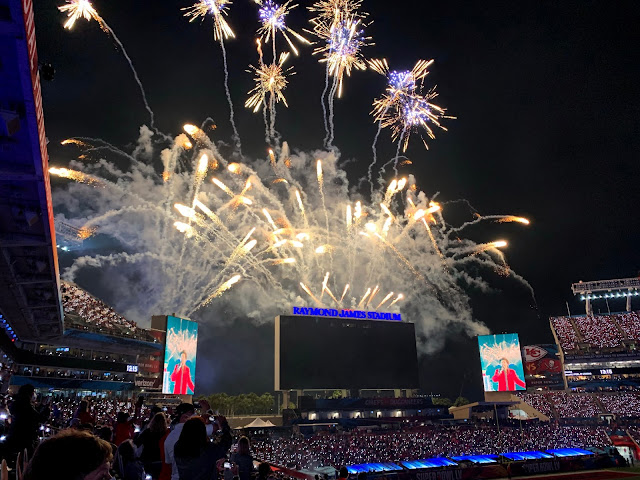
[[392, 127, 407, 177], [368, 118, 384, 197], [104, 25, 155, 130], [325, 76, 339, 148], [320, 64, 331, 147], [219, 39, 242, 154]]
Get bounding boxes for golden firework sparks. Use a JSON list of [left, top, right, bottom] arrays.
[[49, 167, 103, 186], [246, 41, 294, 113], [183, 0, 235, 41], [58, 0, 107, 31]]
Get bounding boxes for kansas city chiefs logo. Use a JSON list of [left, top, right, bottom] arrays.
[[524, 345, 548, 362]]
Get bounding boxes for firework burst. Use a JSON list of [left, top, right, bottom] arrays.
[[373, 89, 450, 152], [308, 0, 364, 24], [255, 0, 310, 56], [246, 43, 294, 113], [58, 0, 107, 31], [183, 0, 235, 41], [312, 15, 370, 98]]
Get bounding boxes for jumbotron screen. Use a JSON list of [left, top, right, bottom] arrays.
[[478, 333, 527, 392], [162, 316, 198, 395], [275, 315, 419, 390]]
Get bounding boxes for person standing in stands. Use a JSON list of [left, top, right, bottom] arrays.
[[76, 399, 95, 426], [229, 436, 254, 480], [7, 384, 50, 456], [337, 466, 349, 480], [171, 351, 195, 395], [164, 403, 196, 480], [174, 416, 231, 480], [134, 411, 169, 479], [114, 411, 135, 446]]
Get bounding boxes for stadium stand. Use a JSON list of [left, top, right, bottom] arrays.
[[251, 426, 612, 469], [573, 315, 623, 348], [515, 392, 554, 418], [547, 392, 601, 418], [617, 311, 640, 341], [551, 311, 640, 353], [60, 282, 156, 343], [550, 316, 579, 351], [596, 392, 640, 417]]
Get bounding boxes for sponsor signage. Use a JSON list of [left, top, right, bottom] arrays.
[[292, 307, 401, 321], [138, 358, 161, 373], [134, 377, 161, 389], [523, 344, 564, 389]]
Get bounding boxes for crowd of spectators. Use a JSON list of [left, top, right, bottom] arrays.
[[60, 282, 157, 343], [616, 311, 640, 341], [1, 385, 636, 479], [0, 386, 246, 480], [596, 392, 640, 417], [517, 391, 640, 419], [550, 316, 578, 351], [251, 425, 612, 470], [515, 393, 554, 418], [547, 392, 602, 418], [551, 311, 640, 352], [626, 426, 640, 445], [572, 315, 623, 348]]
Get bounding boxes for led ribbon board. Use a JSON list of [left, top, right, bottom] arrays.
[[292, 306, 401, 321]]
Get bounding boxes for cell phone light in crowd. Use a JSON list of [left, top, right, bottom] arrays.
[[39, 425, 45, 431], [45, 427, 51, 433], [0, 435, 5, 442], [134, 426, 141, 433], [224, 463, 232, 469], [0, 413, 7, 420], [146, 476, 152, 480]]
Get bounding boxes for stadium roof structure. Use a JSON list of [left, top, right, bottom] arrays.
[[0, 0, 63, 341], [572, 277, 640, 315]]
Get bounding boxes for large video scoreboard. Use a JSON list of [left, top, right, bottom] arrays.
[[275, 315, 419, 390]]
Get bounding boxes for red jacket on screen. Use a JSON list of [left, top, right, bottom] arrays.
[[491, 367, 526, 391], [171, 364, 195, 394]]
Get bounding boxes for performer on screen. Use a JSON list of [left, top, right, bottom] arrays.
[[171, 351, 195, 394], [491, 358, 526, 391]]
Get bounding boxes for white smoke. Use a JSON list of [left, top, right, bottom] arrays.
[[51, 125, 533, 354]]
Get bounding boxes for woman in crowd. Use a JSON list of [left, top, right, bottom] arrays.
[[76, 399, 96, 426], [23, 429, 113, 480], [174, 417, 228, 480], [114, 410, 135, 446], [230, 436, 254, 480], [135, 411, 169, 479]]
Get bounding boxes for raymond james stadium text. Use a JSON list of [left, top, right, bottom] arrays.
[[292, 307, 402, 321]]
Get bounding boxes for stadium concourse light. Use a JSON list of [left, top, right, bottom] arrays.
[[572, 277, 640, 314]]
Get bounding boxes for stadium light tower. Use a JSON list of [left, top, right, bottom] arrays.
[[572, 277, 640, 315]]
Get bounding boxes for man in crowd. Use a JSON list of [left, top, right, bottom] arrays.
[[7, 384, 50, 456], [171, 351, 195, 395]]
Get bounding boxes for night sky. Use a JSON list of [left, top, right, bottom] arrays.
[[34, 0, 640, 399]]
